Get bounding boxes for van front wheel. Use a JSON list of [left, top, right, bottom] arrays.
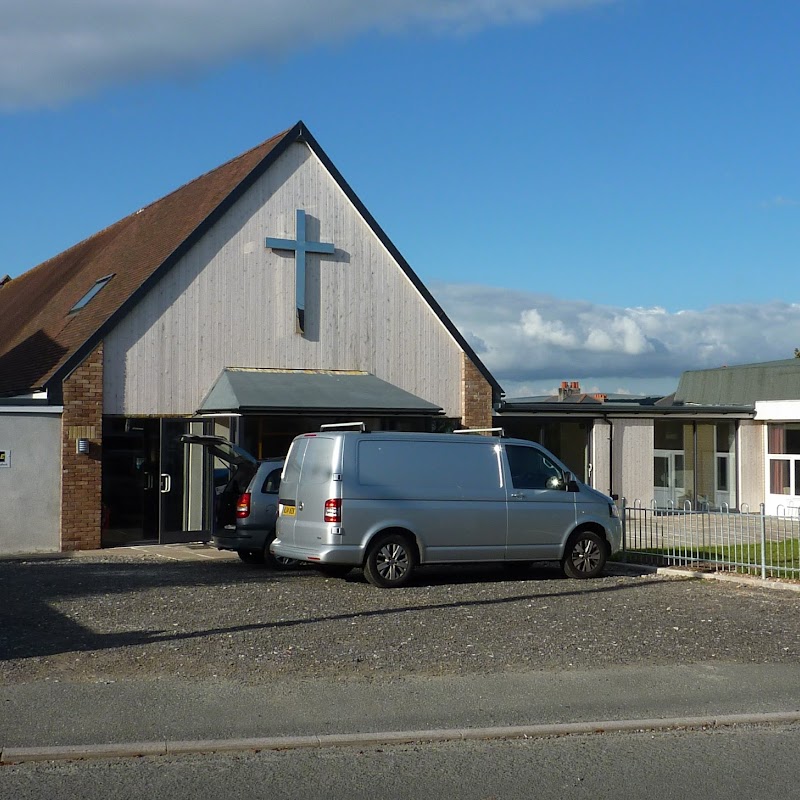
[[364, 534, 414, 588], [561, 530, 607, 579]]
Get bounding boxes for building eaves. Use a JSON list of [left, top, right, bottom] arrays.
[[198, 368, 444, 415], [497, 401, 753, 419]]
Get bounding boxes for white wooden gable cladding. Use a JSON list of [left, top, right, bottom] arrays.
[[103, 142, 464, 417]]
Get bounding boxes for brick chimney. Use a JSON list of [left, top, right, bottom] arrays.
[[558, 380, 581, 401]]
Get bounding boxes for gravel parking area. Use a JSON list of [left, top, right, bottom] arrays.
[[1, 551, 798, 685]]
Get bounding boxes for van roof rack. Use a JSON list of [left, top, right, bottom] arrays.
[[320, 422, 366, 432], [454, 427, 505, 436]]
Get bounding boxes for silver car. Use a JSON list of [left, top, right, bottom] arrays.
[[181, 435, 296, 569]]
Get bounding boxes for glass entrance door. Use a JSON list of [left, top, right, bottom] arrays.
[[654, 450, 685, 508], [158, 419, 212, 544], [103, 418, 213, 545]]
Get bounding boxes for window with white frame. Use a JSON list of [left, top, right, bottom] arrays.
[[653, 420, 736, 509], [767, 423, 800, 496]]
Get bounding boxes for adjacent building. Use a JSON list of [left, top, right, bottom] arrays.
[[497, 360, 800, 516]]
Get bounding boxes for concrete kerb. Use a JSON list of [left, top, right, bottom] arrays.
[[609, 560, 800, 592], [3, 712, 800, 765]]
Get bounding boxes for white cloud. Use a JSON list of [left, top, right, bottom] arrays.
[[0, 0, 612, 109], [520, 308, 580, 348], [583, 313, 653, 355], [433, 282, 800, 396]]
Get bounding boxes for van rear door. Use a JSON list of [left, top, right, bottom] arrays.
[[276, 436, 308, 546], [503, 444, 577, 559], [278, 434, 339, 547]]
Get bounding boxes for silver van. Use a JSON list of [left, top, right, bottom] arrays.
[[271, 429, 622, 588]]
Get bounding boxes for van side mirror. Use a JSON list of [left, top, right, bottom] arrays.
[[564, 472, 580, 492]]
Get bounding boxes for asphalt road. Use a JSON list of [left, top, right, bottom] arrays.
[[1, 548, 799, 750], [3, 724, 799, 800]]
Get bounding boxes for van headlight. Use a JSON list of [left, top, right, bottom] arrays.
[[609, 502, 619, 518]]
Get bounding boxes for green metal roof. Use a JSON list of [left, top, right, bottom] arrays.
[[674, 359, 800, 406], [198, 368, 443, 415]]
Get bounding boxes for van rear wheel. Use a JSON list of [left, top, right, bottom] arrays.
[[561, 530, 606, 579], [364, 534, 414, 588]]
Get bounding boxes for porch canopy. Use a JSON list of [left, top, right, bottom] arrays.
[[197, 368, 443, 415]]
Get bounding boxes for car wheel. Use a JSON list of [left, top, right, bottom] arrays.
[[561, 530, 607, 579], [363, 533, 414, 588], [238, 549, 265, 566], [315, 564, 352, 579], [266, 552, 299, 570]]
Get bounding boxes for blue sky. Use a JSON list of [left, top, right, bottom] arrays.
[[2, 0, 799, 397]]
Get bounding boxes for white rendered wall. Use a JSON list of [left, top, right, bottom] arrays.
[[0, 410, 62, 553], [613, 418, 654, 506], [737, 420, 764, 511]]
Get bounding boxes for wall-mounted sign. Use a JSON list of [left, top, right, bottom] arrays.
[[0, 449, 9, 468]]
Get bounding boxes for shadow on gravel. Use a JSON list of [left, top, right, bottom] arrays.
[[0, 557, 301, 663], [0, 553, 669, 662], [150, 576, 669, 642]]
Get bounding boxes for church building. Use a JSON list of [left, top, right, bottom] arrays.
[[0, 122, 501, 554]]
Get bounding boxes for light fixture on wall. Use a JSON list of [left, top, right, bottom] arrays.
[[76, 438, 90, 455]]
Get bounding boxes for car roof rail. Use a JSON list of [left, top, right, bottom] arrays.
[[454, 427, 505, 436], [319, 422, 367, 432]]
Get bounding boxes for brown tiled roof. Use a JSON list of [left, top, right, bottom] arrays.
[[0, 125, 293, 396]]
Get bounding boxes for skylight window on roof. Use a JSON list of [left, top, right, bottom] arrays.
[[69, 274, 114, 313]]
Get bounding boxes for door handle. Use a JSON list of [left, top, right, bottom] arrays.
[[510, 492, 526, 499], [160, 474, 171, 493]]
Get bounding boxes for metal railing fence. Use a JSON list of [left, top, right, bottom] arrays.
[[621, 499, 800, 581]]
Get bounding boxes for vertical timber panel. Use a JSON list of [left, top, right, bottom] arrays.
[[104, 143, 468, 418]]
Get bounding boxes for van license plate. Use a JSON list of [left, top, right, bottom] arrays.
[[282, 505, 296, 516]]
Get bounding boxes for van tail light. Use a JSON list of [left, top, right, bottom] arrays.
[[236, 493, 252, 519], [324, 498, 342, 523]]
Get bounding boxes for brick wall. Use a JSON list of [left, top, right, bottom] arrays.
[[61, 342, 103, 550], [461, 354, 493, 429]]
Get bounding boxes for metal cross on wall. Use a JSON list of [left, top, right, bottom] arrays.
[[266, 209, 335, 333]]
